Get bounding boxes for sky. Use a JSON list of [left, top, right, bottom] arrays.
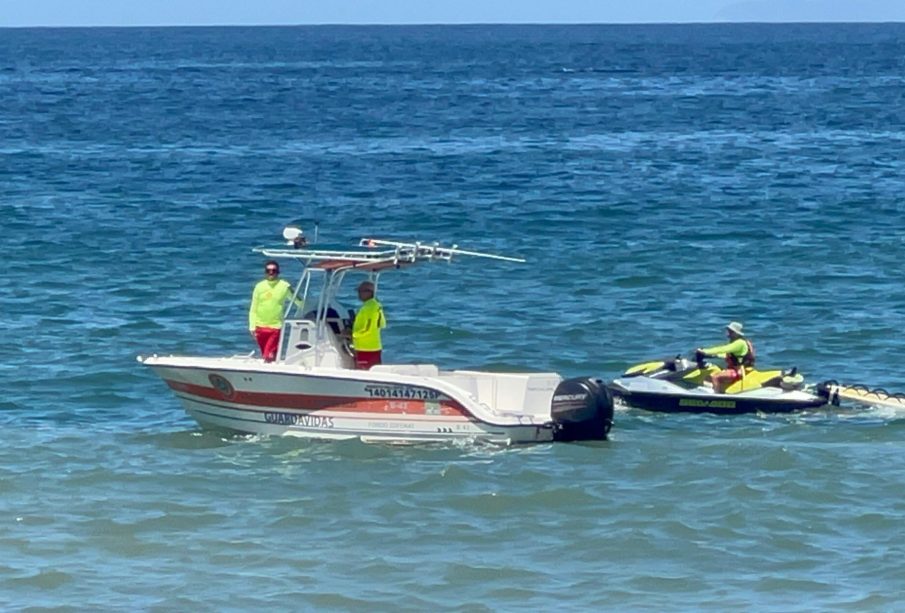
[[2, 0, 905, 27]]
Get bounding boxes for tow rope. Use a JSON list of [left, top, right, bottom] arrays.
[[818, 381, 905, 408]]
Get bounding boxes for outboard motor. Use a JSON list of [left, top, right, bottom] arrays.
[[551, 377, 614, 441]]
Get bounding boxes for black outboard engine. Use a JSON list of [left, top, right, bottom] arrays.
[[551, 377, 614, 441]]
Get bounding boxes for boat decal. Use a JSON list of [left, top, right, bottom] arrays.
[[208, 374, 235, 399], [678, 398, 736, 409], [264, 412, 334, 428], [188, 406, 476, 437], [179, 400, 523, 438], [174, 392, 479, 423]]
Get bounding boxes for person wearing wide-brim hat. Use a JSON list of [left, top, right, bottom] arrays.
[[697, 321, 756, 393]]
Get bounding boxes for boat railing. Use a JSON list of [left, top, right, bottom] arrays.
[[255, 237, 525, 268], [359, 239, 526, 263]]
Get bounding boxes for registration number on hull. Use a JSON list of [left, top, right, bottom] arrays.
[[364, 385, 441, 400]]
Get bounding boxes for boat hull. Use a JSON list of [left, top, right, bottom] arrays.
[[609, 378, 828, 415], [141, 356, 557, 444]]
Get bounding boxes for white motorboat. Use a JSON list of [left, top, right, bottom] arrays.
[[139, 231, 613, 444]]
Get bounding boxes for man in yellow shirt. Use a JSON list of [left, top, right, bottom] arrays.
[[697, 321, 756, 393], [248, 261, 297, 362], [352, 280, 386, 370]]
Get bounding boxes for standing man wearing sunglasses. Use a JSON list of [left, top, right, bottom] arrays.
[[248, 260, 298, 362]]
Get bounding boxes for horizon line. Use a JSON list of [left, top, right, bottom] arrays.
[[2, 20, 905, 29]]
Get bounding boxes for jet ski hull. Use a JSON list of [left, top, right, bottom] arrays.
[[609, 377, 829, 415]]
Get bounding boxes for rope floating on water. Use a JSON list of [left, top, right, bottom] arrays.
[[819, 380, 905, 408]]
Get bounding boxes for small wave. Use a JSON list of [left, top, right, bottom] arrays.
[[6, 569, 73, 590]]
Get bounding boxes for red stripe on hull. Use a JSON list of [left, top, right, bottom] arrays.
[[163, 379, 471, 417]]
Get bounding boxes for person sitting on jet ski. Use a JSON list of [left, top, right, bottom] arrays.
[[696, 321, 756, 393]]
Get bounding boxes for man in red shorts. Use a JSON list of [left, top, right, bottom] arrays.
[[351, 280, 386, 370], [248, 260, 299, 362], [697, 321, 756, 393]]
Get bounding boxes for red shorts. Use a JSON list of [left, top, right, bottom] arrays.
[[355, 350, 382, 370], [714, 368, 741, 382], [255, 327, 281, 362]]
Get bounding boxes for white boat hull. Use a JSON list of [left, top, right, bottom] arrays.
[[141, 355, 567, 444]]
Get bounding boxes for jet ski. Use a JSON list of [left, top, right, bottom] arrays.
[[608, 352, 831, 415]]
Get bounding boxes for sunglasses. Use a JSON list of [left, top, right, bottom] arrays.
[[265, 268, 279, 274]]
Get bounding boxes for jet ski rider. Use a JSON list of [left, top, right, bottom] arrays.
[[697, 321, 756, 393]]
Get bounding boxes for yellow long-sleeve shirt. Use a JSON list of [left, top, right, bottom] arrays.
[[352, 298, 386, 351], [702, 338, 748, 361], [248, 279, 295, 331]]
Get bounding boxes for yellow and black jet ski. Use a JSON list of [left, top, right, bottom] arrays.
[[608, 352, 831, 414]]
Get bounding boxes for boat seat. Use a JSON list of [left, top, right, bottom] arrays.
[[302, 307, 343, 334], [369, 364, 440, 377]]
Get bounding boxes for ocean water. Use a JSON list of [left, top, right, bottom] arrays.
[[2, 23, 905, 610]]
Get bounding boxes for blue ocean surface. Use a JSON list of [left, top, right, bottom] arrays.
[[2, 23, 905, 609]]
